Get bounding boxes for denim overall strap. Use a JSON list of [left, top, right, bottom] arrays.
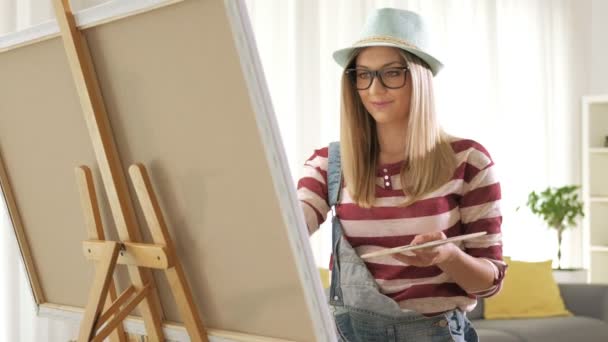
[[327, 141, 344, 306]]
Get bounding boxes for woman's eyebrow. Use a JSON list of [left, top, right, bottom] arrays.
[[356, 61, 404, 69]]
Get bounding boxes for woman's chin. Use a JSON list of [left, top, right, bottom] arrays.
[[369, 112, 405, 125]]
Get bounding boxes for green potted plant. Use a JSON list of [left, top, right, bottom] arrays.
[[520, 185, 585, 269]]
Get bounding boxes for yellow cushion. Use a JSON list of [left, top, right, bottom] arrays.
[[318, 268, 330, 289], [484, 258, 572, 319]]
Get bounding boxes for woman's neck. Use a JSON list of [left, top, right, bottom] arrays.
[[376, 121, 407, 165]]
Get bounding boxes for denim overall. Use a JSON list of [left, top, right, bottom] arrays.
[[326, 142, 479, 342]]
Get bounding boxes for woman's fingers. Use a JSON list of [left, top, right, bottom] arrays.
[[392, 246, 444, 266], [392, 253, 418, 264], [411, 231, 446, 245]]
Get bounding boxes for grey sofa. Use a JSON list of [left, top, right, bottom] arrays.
[[468, 283, 608, 341]]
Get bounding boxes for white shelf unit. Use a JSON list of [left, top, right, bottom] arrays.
[[582, 95, 608, 284]]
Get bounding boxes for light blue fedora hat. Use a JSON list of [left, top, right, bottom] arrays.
[[333, 8, 443, 76]]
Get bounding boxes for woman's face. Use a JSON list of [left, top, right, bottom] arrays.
[[354, 47, 411, 126]]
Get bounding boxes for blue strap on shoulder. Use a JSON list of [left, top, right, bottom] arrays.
[[327, 141, 344, 305], [327, 142, 342, 208]]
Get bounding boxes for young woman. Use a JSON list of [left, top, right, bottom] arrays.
[[297, 8, 505, 342]]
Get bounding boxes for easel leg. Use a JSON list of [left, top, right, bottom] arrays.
[[105, 286, 128, 342], [78, 241, 120, 342], [166, 265, 209, 342], [129, 164, 209, 342], [76, 166, 127, 342]]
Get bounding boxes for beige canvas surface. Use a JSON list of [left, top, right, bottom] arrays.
[[0, 0, 317, 340]]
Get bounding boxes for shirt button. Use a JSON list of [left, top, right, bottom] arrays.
[[385, 182, 390, 186], [384, 175, 389, 180], [383, 168, 388, 173], [438, 319, 448, 327]]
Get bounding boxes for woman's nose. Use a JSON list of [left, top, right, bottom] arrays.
[[368, 74, 387, 94]]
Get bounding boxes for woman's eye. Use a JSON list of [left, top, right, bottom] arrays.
[[384, 70, 401, 77], [357, 72, 371, 79]]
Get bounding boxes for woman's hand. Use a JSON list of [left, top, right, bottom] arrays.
[[392, 231, 460, 267]]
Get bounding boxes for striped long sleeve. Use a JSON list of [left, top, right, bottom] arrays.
[[453, 140, 506, 298], [297, 147, 330, 235]]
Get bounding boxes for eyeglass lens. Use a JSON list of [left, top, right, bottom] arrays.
[[349, 67, 407, 90]]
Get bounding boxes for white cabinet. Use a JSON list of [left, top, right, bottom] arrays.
[[582, 95, 608, 283]]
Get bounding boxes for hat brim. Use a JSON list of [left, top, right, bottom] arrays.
[[332, 42, 443, 76]]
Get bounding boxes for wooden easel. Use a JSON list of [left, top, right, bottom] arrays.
[[52, 1, 208, 341]]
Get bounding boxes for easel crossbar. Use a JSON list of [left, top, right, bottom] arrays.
[[83, 240, 173, 269], [93, 285, 151, 342], [95, 285, 136, 330]]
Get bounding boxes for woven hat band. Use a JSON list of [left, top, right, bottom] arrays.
[[354, 35, 419, 50]]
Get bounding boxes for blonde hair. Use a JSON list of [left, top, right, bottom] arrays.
[[340, 48, 457, 208]]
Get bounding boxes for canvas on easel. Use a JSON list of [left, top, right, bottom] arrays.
[[0, 0, 334, 341]]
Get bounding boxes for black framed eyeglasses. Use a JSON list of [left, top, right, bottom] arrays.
[[345, 66, 409, 90]]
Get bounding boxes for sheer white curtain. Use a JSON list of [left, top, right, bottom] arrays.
[[244, 0, 588, 268], [0, 0, 589, 340]]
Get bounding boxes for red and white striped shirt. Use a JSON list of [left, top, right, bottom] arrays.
[[297, 139, 506, 314]]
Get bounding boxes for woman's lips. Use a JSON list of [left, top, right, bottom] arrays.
[[371, 100, 393, 109]]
